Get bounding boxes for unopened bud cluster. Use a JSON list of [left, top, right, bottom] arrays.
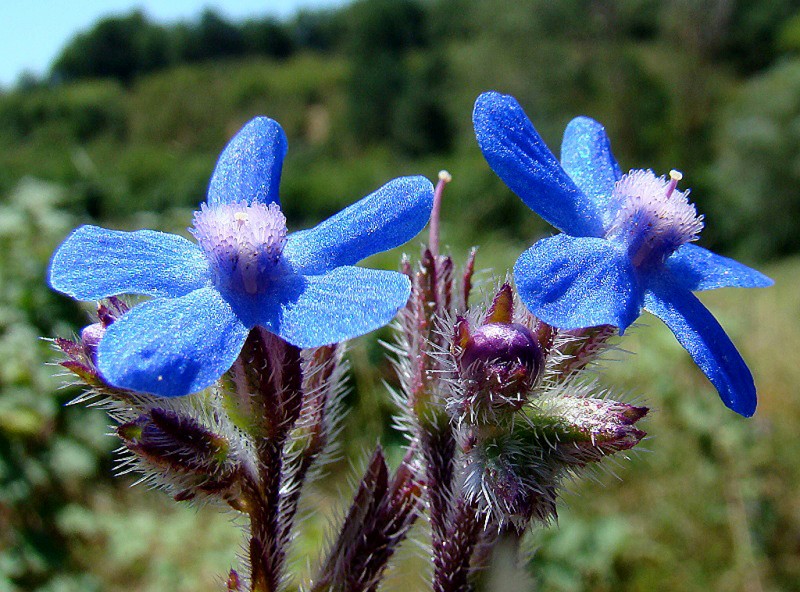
[[434, 283, 648, 527], [393, 239, 649, 545]]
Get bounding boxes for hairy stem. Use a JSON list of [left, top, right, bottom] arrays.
[[422, 425, 456, 547], [233, 329, 304, 592], [249, 440, 285, 592]]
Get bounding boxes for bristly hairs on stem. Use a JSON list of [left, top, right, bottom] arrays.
[[309, 446, 422, 592]]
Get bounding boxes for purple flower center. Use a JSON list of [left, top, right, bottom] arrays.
[[606, 169, 703, 269], [191, 202, 288, 295]]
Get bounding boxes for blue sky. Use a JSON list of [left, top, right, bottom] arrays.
[[1, 0, 347, 87]]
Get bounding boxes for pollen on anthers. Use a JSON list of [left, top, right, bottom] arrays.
[[191, 201, 288, 295]]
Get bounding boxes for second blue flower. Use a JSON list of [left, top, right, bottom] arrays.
[[473, 91, 771, 416]]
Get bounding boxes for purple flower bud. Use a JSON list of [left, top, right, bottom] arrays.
[[455, 321, 544, 417], [55, 299, 132, 389], [80, 322, 105, 363], [459, 323, 542, 375], [55, 327, 105, 387]]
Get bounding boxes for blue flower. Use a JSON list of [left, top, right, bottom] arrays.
[[49, 117, 434, 398], [473, 91, 772, 417]]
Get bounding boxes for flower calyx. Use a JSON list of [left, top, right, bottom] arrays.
[[118, 407, 242, 504]]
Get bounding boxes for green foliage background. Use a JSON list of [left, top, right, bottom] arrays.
[[1, 1, 798, 590]]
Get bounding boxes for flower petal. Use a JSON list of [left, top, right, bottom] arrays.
[[207, 117, 288, 207], [514, 234, 643, 330], [98, 287, 249, 397], [473, 92, 604, 236], [283, 176, 434, 275], [250, 267, 411, 348], [666, 244, 773, 292], [48, 225, 210, 300], [644, 275, 757, 417], [560, 116, 622, 226]]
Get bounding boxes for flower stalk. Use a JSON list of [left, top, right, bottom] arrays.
[[229, 328, 304, 592]]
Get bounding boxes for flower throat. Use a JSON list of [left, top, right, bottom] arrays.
[[191, 202, 288, 295], [606, 169, 704, 269]]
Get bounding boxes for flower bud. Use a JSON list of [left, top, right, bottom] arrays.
[[463, 429, 557, 527], [453, 319, 544, 419], [544, 396, 648, 463], [55, 299, 130, 390], [464, 392, 647, 528], [478, 451, 530, 522], [55, 325, 105, 387], [80, 322, 105, 364], [117, 408, 238, 498]]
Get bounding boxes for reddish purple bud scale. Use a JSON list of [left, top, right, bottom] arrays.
[[484, 283, 514, 324]]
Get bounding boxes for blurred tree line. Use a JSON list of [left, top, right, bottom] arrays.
[[51, 10, 320, 83], [2, 1, 800, 590]]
